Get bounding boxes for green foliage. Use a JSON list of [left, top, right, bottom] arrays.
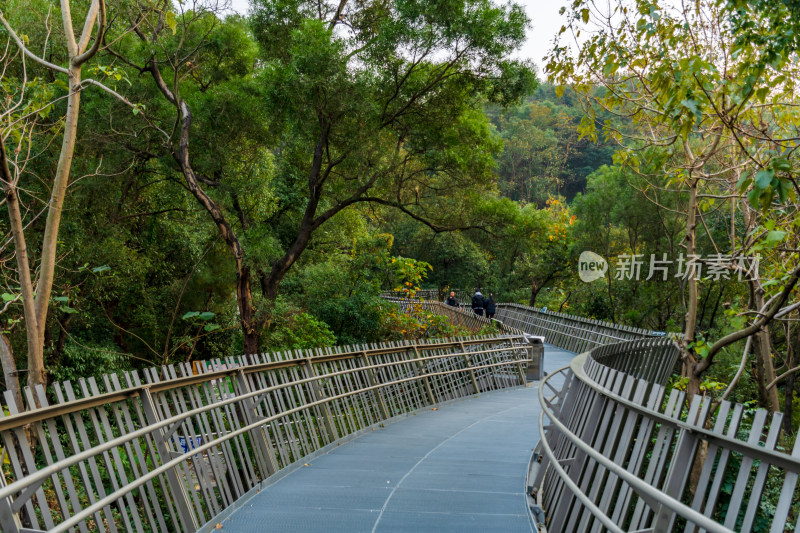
[[488, 84, 614, 204], [49, 341, 129, 384], [263, 308, 337, 351], [289, 231, 396, 344], [390, 256, 433, 299], [379, 305, 472, 342]]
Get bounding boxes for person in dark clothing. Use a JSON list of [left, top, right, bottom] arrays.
[[445, 291, 458, 307], [485, 294, 496, 319], [471, 290, 485, 316]]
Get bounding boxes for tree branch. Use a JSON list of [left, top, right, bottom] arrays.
[[767, 363, 800, 392], [73, 0, 105, 66], [698, 261, 800, 373], [0, 10, 69, 74]]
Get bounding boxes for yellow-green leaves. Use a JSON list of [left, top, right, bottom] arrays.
[[165, 11, 177, 35]]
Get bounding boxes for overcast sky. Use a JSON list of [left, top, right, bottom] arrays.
[[225, 0, 571, 69]]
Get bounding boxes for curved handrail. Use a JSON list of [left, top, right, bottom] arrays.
[[50, 357, 526, 533], [537, 365, 733, 533], [0, 335, 530, 533], [534, 341, 800, 532]]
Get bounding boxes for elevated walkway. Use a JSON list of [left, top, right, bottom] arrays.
[[8, 298, 712, 533], [216, 346, 575, 533]]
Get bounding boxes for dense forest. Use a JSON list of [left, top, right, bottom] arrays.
[[1, 0, 800, 429]]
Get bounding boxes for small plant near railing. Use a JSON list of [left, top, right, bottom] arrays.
[[381, 308, 472, 341], [389, 257, 432, 300], [475, 323, 502, 337], [670, 375, 727, 397]]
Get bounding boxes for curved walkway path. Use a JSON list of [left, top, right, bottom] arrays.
[[215, 345, 575, 533]]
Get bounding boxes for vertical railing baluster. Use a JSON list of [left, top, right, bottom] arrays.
[[138, 388, 199, 533]]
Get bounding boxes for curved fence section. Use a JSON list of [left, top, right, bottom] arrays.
[[534, 338, 800, 532], [496, 303, 659, 353], [0, 336, 530, 533]]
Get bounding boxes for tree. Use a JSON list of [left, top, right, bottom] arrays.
[[549, 0, 800, 406], [0, 0, 135, 392], [572, 163, 685, 328], [251, 0, 536, 300], [489, 88, 614, 205], [101, 3, 270, 354]]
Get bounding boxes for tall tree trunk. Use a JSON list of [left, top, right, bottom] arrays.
[[237, 263, 259, 355], [752, 289, 780, 411], [684, 179, 702, 400], [0, 333, 23, 411], [0, 143, 42, 392], [32, 74, 83, 388], [707, 286, 724, 331], [529, 279, 539, 307], [160, 86, 261, 355], [752, 332, 771, 408], [263, 126, 331, 300]]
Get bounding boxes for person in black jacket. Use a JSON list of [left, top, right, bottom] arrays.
[[485, 293, 496, 319], [444, 291, 458, 307], [471, 290, 485, 316]]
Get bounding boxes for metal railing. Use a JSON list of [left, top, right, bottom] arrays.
[[495, 303, 659, 353], [0, 336, 531, 533], [534, 338, 800, 532], [380, 289, 474, 303]]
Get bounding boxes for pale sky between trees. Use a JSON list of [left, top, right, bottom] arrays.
[[225, 0, 571, 66]]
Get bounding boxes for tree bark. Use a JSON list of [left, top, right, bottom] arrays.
[[237, 263, 259, 355], [752, 289, 781, 411], [784, 324, 796, 434], [529, 279, 539, 307], [0, 142, 42, 391], [684, 179, 701, 400], [752, 332, 771, 408], [32, 73, 83, 386], [0, 333, 23, 412]]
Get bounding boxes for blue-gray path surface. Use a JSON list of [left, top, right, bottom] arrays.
[[219, 345, 575, 533]]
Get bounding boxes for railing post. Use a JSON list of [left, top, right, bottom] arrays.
[[357, 352, 391, 421], [514, 340, 527, 385], [650, 396, 708, 532], [412, 345, 437, 405], [524, 335, 544, 381], [459, 342, 481, 394], [233, 369, 279, 477], [138, 388, 199, 533], [300, 360, 339, 443]]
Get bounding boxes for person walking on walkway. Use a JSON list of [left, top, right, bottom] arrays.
[[445, 291, 459, 307], [472, 289, 485, 316], [485, 293, 496, 319]]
